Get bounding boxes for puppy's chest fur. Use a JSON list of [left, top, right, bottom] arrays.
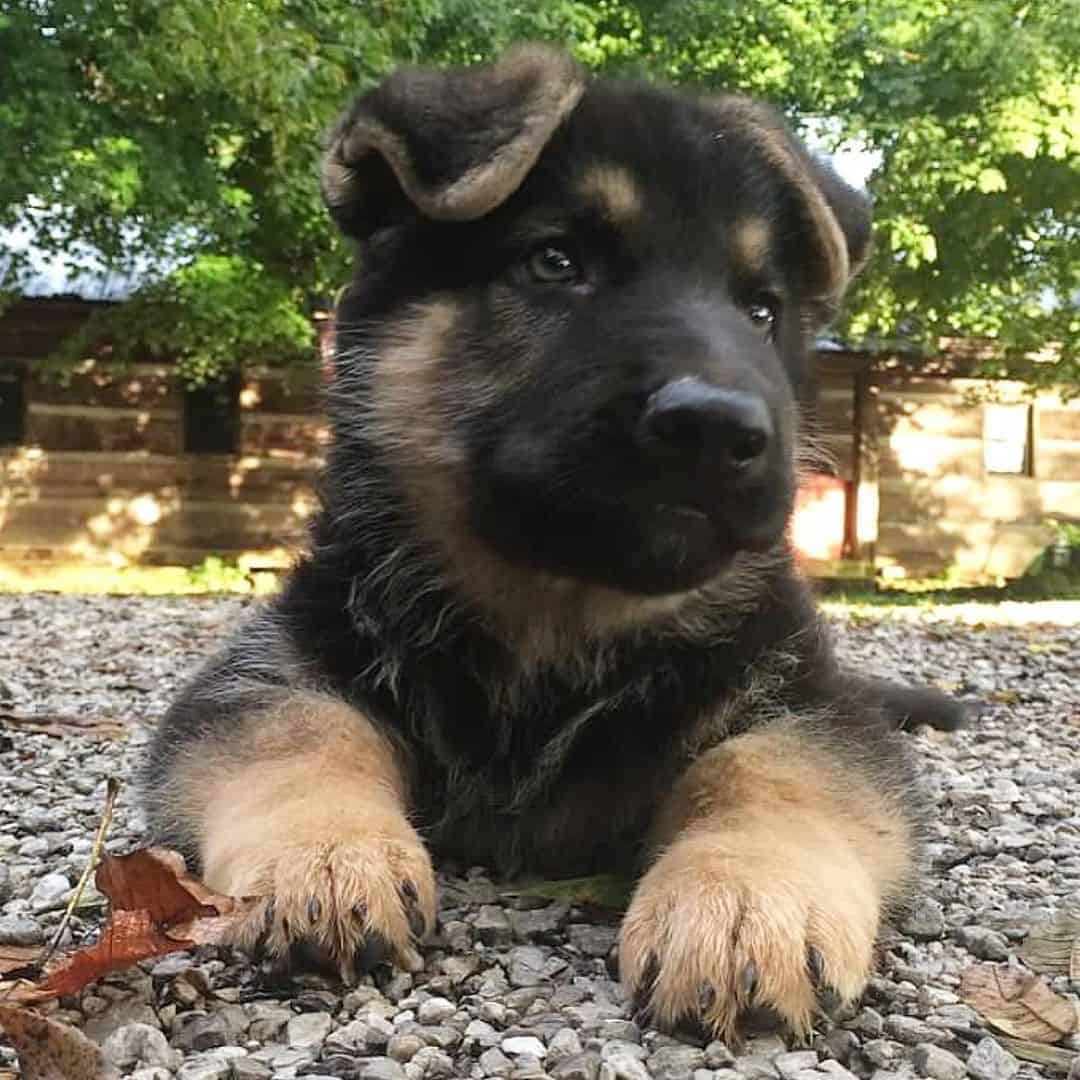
[[277, 571, 814, 876]]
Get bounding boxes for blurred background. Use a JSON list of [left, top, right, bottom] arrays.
[[0, 0, 1077, 597]]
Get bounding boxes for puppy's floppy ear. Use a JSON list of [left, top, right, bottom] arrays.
[[709, 96, 872, 307], [323, 45, 586, 239]]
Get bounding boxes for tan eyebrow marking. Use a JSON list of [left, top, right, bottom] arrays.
[[576, 164, 643, 227]]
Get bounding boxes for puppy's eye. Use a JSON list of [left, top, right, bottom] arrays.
[[526, 244, 582, 284], [745, 293, 779, 337]]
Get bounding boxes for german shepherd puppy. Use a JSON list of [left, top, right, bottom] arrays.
[[142, 46, 962, 1040]]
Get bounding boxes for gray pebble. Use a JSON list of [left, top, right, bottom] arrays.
[[953, 927, 1009, 962], [775, 1052, 821, 1079], [650, 1045, 707, 1078], [417, 996, 457, 1024], [912, 1044, 967, 1080], [508, 945, 549, 987], [28, 871, 71, 912], [358, 1057, 407, 1080], [551, 1052, 601, 1080], [900, 899, 946, 940], [175, 1053, 233, 1080], [476, 904, 513, 946], [286, 1010, 333, 1048], [102, 1022, 177, 1070], [966, 1038, 1019, 1080], [0, 913, 43, 945], [503, 1034, 548, 1058]]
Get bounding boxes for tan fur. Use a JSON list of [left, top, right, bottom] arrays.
[[620, 726, 915, 1040], [577, 164, 643, 227], [730, 216, 772, 276], [324, 46, 585, 223], [709, 97, 851, 299], [168, 692, 435, 976]]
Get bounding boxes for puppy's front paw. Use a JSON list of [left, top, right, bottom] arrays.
[[207, 808, 436, 979], [619, 829, 880, 1041]]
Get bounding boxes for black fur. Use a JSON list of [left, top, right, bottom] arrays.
[[142, 51, 961, 887]]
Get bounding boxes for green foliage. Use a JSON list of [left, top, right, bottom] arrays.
[[1, 0, 1077, 385]]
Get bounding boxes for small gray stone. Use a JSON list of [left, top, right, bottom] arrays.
[[954, 927, 1009, 962], [479, 1047, 515, 1078], [476, 905, 513, 946], [130, 1069, 171, 1080], [286, 1010, 333, 1048], [734, 1057, 780, 1080], [0, 914, 43, 946], [247, 1003, 292, 1042], [599, 1049, 652, 1080], [884, 1017, 950, 1047], [824, 1028, 860, 1065], [102, 1023, 176, 1070], [912, 1044, 967, 1080], [174, 1012, 230, 1053], [29, 872, 71, 912], [417, 996, 457, 1024], [863, 1041, 905, 1070], [775, 1052, 821, 1079], [851, 1008, 885, 1038], [327, 1015, 395, 1053], [507, 945, 548, 987], [231, 1059, 273, 1080], [567, 924, 619, 958], [650, 1045, 707, 1078], [503, 1035, 548, 1058], [818, 1062, 860, 1080], [551, 1053, 601, 1080], [410, 1046, 455, 1078], [463, 1018, 499, 1051], [967, 1038, 1019, 1080], [388, 1032, 426, 1062], [706, 1043, 735, 1069], [900, 899, 946, 940], [175, 1054, 232, 1080], [548, 1028, 584, 1063], [599, 1020, 641, 1043], [510, 903, 570, 941], [358, 1057, 407, 1080]]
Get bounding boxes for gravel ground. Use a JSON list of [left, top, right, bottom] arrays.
[[1, 593, 1078, 1080]]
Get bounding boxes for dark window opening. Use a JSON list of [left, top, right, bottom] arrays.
[[0, 368, 25, 446], [184, 372, 240, 454]]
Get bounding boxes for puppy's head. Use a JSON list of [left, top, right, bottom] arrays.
[[323, 46, 870, 600]]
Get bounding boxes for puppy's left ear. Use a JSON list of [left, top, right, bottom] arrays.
[[710, 97, 872, 307], [322, 45, 586, 239]]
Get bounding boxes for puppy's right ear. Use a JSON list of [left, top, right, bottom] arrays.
[[322, 46, 585, 240]]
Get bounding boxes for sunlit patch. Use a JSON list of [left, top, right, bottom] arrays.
[[730, 217, 772, 275]]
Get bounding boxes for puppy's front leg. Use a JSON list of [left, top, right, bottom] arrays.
[[620, 724, 919, 1041], [163, 691, 435, 976]]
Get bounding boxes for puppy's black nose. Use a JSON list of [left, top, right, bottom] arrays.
[[641, 378, 772, 480]]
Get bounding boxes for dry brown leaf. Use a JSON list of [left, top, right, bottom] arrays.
[[0, 712, 126, 740], [34, 849, 256, 998], [41, 910, 191, 998], [0, 1005, 117, 1080], [1022, 903, 1080, 979], [988, 690, 1021, 705], [962, 963, 1080, 1043], [0, 946, 40, 978]]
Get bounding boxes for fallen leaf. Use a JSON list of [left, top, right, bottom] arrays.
[[988, 690, 1021, 705], [0, 712, 126, 739], [962, 963, 1079, 1043], [0, 1004, 117, 1080], [36, 849, 257, 998], [0, 946, 40, 978], [1022, 903, 1080, 979], [512, 874, 633, 911], [995, 1037, 1078, 1074], [42, 910, 191, 998]]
